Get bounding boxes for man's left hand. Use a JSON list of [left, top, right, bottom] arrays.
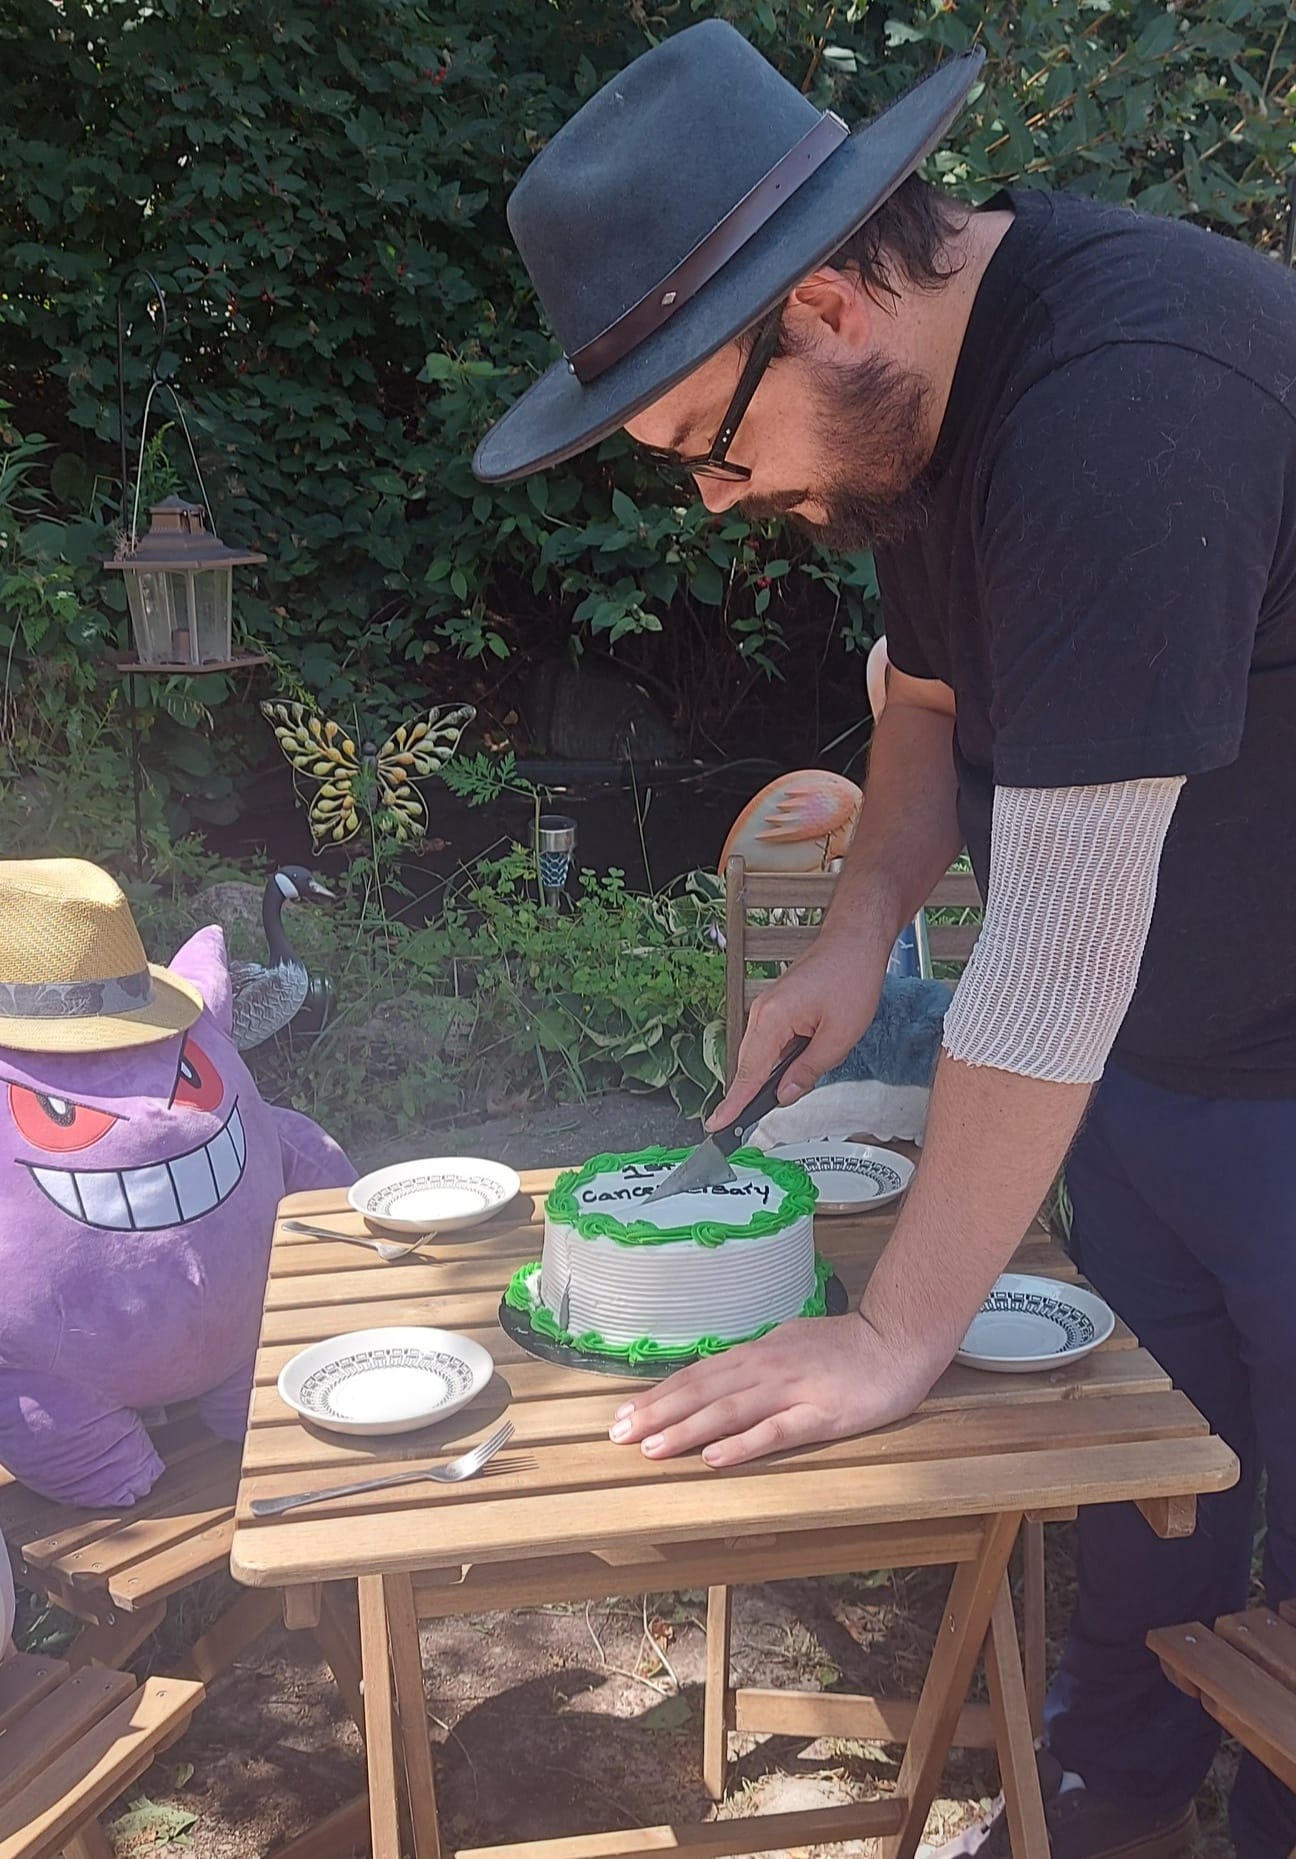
[[607, 1312, 935, 1467]]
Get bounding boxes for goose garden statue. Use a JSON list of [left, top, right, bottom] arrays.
[[230, 866, 335, 1051]]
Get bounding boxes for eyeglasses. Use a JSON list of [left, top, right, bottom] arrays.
[[639, 306, 784, 483]]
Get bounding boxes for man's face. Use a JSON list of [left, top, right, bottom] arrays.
[[623, 293, 933, 551]]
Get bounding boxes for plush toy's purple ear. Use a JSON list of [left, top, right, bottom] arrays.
[[167, 925, 234, 1036]]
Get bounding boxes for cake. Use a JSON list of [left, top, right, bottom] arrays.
[[503, 1145, 829, 1368]]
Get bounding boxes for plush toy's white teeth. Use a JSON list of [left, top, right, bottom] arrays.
[[27, 1104, 247, 1232]]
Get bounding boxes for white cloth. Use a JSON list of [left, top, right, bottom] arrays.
[[941, 777, 1185, 1084], [752, 1079, 933, 1148]]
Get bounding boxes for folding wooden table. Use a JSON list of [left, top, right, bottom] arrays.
[[232, 1173, 1237, 1859]]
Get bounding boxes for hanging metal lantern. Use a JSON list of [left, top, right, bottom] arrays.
[[104, 495, 266, 670]]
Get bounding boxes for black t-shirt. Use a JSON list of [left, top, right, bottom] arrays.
[[875, 186, 1296, 1099]]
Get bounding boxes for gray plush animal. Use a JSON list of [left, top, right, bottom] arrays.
[[752, 975, 951, 1149]]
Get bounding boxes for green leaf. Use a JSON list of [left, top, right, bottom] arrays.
[[1135, 12, 1179, 60], [610, 488, 639, 526], [640, 1693, 692, 1730], [109, 1795, 200, 1848], [689, 559, 725, 607], [701, 1018, 727, 1086]]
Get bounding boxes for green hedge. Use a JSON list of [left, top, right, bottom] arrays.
[[2, 0, 1291, 739]]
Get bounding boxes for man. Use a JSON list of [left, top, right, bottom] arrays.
[[473, 22, 1296, 1859]]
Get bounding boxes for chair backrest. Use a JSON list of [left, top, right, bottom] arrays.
[[723, 855, 982, 1084]]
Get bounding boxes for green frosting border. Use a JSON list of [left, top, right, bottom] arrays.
[[545, 1144, 817, 1248], [503, 1255, 834, 1369]]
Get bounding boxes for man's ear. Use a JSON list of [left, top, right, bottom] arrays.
[[785, 266, 875, 348]]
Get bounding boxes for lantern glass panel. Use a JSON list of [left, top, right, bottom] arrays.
[[193, 567, 233, 664], [124, 569, 179, 665], [164, 571, 200, 665]]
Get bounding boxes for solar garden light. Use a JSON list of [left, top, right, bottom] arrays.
[[537, 814, 578, 908]]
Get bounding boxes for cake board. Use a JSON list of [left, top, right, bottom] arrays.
[[498, 1272, 849, 1379]]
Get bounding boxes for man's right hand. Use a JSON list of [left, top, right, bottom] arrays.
[[706, 930, 887, 1130]]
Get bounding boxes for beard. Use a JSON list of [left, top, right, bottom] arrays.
[[739, 350, 934, 552]]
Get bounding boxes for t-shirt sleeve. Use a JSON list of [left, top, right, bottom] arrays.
[[874, 563, 936, 681], [978, 344, 1284, 788]]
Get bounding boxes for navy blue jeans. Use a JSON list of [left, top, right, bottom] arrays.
[[1044, 1063, 1296, 1859]]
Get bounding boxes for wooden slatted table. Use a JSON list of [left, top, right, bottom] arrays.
[[232, 1173, 1237, 1859]]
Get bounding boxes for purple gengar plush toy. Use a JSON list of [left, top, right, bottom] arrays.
[[0, 924, 355, 1507]]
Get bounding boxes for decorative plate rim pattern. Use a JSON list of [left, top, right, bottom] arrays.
[[362, 1172, 507, 1216], [976, 1287, 1097, 1349], [296, 1345, 477, 1420]]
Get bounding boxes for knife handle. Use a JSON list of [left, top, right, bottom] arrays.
[[716, 1035, 812, 1154]]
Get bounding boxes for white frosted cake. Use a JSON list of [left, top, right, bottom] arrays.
[[504, 1146, 826, 1368]]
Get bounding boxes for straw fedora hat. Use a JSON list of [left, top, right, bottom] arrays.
[[473, 21, 983, 483], [0, 860, 203, 1052]]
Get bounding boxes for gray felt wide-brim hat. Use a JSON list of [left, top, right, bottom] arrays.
[[473, 21, 984, 484]]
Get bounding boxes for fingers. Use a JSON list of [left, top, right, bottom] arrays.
[[620, 1389, 775, 1461], [778, 1025, 848, 1102], [614, 1389, 828, 1467], [701, 1405, 823, 1467], [609, 1356, 753, 1442], [705, 1004, 792, 1130]]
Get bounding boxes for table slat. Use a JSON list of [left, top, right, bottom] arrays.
[[237, 1388, 1206, 1520], [233, 1434, 1236, 1586]]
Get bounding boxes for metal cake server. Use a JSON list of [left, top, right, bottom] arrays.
[[642, 1036, 811, 1204]]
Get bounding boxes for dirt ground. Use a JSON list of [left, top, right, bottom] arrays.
[[100, 1533, 1233, 1859], [28, 1091, 1236, 1858]]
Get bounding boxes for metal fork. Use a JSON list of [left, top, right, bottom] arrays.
[[249, 1421, 516, 1517], [283, 1219, 429, 1262]]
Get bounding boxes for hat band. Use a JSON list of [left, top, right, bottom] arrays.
[[567, 110, 849, 386], [0, 968, 155, 1021]]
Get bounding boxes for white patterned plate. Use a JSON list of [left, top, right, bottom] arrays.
[[349, 1157, 520, 1234], [766, 1142, 914, 1214], [279, 1326, 494, 1435], [957, 1274, 1115, 1373]]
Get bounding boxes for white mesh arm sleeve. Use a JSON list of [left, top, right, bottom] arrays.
[[941, 777, 1185, 1084]]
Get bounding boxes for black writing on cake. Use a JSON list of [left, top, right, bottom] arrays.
[[578, 1179, 773, 1207]]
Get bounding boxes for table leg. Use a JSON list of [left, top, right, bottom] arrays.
[[702, 1586, 732, 1803], [313, 1582, 367, 1734], [386, 1572, 443, 1859], [879, 1511, 1022, 1859], [63, 1823, 114, 1859], [1021, 1519, 1047, 1736], [985, 1576, 1050, 1858], [358, 1574, 403, 1859]]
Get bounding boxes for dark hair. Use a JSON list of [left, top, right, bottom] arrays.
[[828, 173, 970, 299], [740, 174, 969, 354]]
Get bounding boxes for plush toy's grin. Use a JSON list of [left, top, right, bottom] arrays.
[[23, 1100, 247, 1231]]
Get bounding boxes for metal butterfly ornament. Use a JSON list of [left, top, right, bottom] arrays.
[[260, 701, 475, 850]]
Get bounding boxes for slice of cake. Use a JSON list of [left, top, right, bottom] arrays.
[[504, 1145, 829, 1368]]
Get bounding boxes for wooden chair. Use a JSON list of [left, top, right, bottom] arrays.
[[0, 1405, 280, 1680], [0, 1647, 202, 1859], [1149, 1603, 1296, 1794], [723, 854, 982, 1068], [716, 851, 1052, 1777]]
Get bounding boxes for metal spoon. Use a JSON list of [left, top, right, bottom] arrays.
[[282, 1219, 430, 1262], [248, 1421, 516, 1516]]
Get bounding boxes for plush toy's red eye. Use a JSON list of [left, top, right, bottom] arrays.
[[8, 1084, 120, 1154], [172, 1037, 224, 1113]]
